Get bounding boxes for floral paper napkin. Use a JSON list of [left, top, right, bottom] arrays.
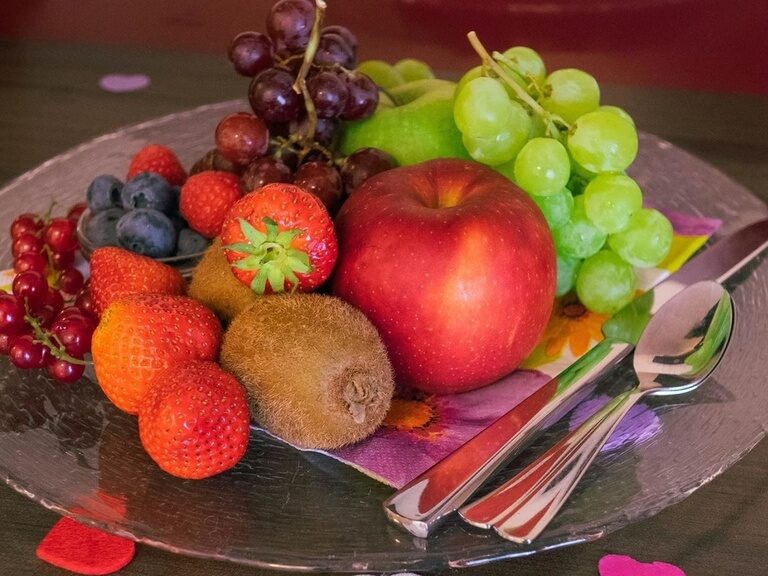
[[325, 209, 721, 488]]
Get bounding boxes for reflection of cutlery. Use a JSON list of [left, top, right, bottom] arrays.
[[383, 218, 768, 538], [460, 281, 732, 541]]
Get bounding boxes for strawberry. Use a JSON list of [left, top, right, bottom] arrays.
[[220, 183, 338, 294], [138, 360, 250, 479], [127, 144, 187, 186], [89, 247, 186, 315], [91, 294, 222, 414], [179, 171, 243, 239]]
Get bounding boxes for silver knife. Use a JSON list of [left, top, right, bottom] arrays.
[[383, 217, 768, 538]]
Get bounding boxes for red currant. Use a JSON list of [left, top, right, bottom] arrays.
[[12, 233, 45, 258], [14, 252, 48, 275], [50, 250, 75, 270], [9, 334, 50, 369], [0, 332, 17, 355], [47, 358, 85, 383], [12, 270, 49, 313], [0, 293, 27, 335], [67, 202, 87, 223], [45, 288, 65, 314], [32, 305, 58, 328], [74, 289, 97, 321], [51, 316, 94, 357], [58, 268, 84, 295], [45, 218, 78, 253], [10, 213, 43, 240]]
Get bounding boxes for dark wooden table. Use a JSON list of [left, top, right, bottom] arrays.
[[1, 39, 767, 576]]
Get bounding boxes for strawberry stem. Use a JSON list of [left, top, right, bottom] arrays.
[[225, 216, 312, 294]]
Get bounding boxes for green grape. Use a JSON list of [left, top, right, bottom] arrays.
[[539, 69, 600, 124], [532, 187, 574, 230], [566, 157, 595, 195], [576, 250, 636, 314], [568, 109, 638, 173], [356, 60, 404, 90], [513, 137, 571, 196], [556, 254, 581, 297], [394, 58, 435, 82], [553, 196, 607, 259], [583, 173, 643, 234], [599, 105, 635, 127], [462, 100, 530, 165], [455, 66, 483, 97], [454, 77, 514, 138], [499, 46, 546, 91], [608, 208, 673, 267]]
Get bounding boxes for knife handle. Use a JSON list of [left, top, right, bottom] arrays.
[[459, 388, 642, 541], [382, 338, 633, 538]]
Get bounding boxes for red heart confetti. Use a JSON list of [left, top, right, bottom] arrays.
[[599, 554, 686, 576], [36, 516, 135, 575]]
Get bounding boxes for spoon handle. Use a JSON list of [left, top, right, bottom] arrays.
[[459, 388, 645, 543], [382, 338, 633, 538]]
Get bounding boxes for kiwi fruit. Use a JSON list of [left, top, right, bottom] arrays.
[[188, 237, 259, 323], [220, 294, 395, 449]]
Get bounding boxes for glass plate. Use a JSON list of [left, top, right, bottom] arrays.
[[1, 101, 767, 573]]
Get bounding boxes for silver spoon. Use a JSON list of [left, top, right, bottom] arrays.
[[459, 280, 733, 544]]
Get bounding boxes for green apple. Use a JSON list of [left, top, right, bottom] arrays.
[[339, 79, 470, 166]]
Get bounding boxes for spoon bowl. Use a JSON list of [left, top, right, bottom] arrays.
[[459, 280, 733, 542], [633, 280, 733, 396]]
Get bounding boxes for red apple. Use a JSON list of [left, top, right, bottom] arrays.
[[332, 158, 556, 394]]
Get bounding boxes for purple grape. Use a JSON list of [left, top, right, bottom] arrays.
[[340, 71, 379, 120], [269, 144, 300, 171], [322, 25, 358, 55], [248, 67, 302, 123], [190, 148, 239, 176], [242, 157, 293, 191], [266, 0, 315, 53], [314, 33, 355, 69], [294, 161, 342, 214], [215, 112, 270, 167], [288, 116, 338, 148], [307, 71, 349, 118], [341, 148, 397, 193], [228, 32, 274, 77]]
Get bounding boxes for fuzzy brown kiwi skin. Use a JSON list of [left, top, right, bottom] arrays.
[[188, 237, 259, 323], [220, 294, 395, 450]]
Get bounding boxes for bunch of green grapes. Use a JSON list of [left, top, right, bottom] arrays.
[[454, 34, 673, 315]]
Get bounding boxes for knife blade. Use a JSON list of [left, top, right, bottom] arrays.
[[383, 217, 768, 538]]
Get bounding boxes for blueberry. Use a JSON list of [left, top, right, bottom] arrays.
[[86, 175, 123, 213], [116, 208, 177, 258], [121, 172, 175, 214], [176, 228, 210, 256], [84, 207, 125, 248]]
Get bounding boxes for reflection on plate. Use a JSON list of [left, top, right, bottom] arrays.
[[1, 101, 767, 572]]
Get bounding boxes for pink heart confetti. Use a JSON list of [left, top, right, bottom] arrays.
[[599, 554, 686, 576], [99, 74, 151, 93]]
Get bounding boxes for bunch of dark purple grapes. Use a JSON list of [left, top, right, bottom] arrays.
[[212, 0, 395, 214]]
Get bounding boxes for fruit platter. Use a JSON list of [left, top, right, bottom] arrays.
[[1, 0, 768, 572]]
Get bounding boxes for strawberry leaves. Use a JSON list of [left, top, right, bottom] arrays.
[[226, 216, 312, 294]]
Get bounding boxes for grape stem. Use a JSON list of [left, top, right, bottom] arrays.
[[24, 312, 92, 366], [292, 0, 327, 145], [466, 31, 571, 137]]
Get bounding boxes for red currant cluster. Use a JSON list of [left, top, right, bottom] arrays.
[[198, 0, 395, 215], [2, 204, 97, 383]]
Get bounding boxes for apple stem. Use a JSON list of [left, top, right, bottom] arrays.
[[292, 0, 327, 146], [466, 31, 571, 137]]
